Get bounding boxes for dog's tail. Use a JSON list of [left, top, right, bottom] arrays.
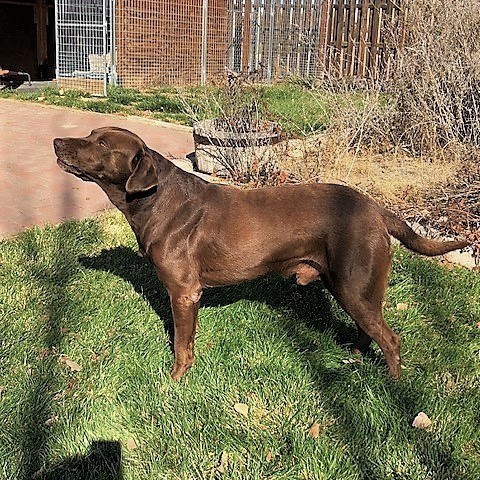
[[381, 208, 469, 256]]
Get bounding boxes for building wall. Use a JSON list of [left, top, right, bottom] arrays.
[[116, 0, 228, 88]]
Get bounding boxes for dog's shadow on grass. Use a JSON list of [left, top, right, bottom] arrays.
[[79, 246, 358, 353], [79, 246, 462, 479]]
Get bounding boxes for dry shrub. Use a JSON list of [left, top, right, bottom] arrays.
[[278, 134, 462, 203], [391, 0, 480, 153], [324, 87, 399, 154], [315, 0, 480, 156], [279, 0, 479, 201]]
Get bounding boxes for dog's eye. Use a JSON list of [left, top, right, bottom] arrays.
[[99, 140, 108, 148]]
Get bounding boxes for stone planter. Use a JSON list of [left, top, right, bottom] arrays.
[[193, 118, 281, 176]]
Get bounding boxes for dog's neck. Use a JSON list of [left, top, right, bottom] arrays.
[[100, 152, 209, 248]]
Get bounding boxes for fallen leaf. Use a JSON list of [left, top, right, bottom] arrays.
[[126, 437, 138, 450], [53, 391, 65, 401], [59, 355, 82, 372], [476, 322, 480, 328], [31, 469, 44, 479], [309, 422, 320, 438], [44, 415, 58, 427], [65, 359, 82, 372], [217, 451, 229, 474], [265, 450, 273, 462], [53, 379, 77, 401], [412, 412, 432, 429], [234, 403, 249, 417], [445, 379, 455, 391], [396, 302, 409, 311]]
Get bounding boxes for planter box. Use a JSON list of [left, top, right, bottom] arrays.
[[193, 118, 281, 175]]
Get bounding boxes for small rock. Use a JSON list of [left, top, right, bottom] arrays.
[[443, 249, 477, 269]]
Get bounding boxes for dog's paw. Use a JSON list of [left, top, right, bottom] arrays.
[[170, 362, 193, 381]]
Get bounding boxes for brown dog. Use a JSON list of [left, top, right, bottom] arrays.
[[54, 127, 468, 380]]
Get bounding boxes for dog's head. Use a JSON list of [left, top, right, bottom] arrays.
[[53, 127, 157, 194]]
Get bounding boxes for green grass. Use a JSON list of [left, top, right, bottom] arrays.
[[0, 83, 344, 135], [0, 211, 479, 479], [0, 86, 190, 124]]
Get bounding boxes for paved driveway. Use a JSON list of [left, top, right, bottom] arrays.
[[0, 99, 194, 238]]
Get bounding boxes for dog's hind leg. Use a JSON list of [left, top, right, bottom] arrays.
[[342, 298, 401, 379], [327, 239, 402, 378]]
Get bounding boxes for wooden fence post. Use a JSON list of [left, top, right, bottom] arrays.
[[317, 0, 330, 79], [242, 0, 252, 73]]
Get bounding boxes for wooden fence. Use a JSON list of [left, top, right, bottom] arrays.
[[323, 0, 404, 79], [229, 0, 404, 82]]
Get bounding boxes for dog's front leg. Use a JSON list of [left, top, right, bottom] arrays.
[[167, 286, 202, 381]]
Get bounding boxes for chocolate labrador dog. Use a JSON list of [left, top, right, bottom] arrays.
[[54, 127, 468, 380]]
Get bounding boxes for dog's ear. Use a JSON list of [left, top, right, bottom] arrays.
[[125, 150, 157, 194]]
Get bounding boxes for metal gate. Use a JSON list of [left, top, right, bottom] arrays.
[[55, 0, 113, 96]]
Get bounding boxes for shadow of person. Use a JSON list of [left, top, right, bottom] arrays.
[[32, 440, 122, 480]]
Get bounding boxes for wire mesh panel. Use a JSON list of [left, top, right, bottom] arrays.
[[115, 0, 228, 88], [53, 0, 403, 93], [55, 0, 110, 95]]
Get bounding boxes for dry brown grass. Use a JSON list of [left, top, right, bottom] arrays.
[[278, 136, 464, 204]]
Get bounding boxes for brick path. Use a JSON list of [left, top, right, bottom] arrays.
[[0, 99, 195, 238]]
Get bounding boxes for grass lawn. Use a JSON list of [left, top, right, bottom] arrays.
[[0, 211, 479, 479], [0, 83, 338, 136]]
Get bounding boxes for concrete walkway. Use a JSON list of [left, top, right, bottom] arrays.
[[0, 99, 195, 238]]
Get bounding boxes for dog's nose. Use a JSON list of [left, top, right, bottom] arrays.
[[53, 138, 65, 152]]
